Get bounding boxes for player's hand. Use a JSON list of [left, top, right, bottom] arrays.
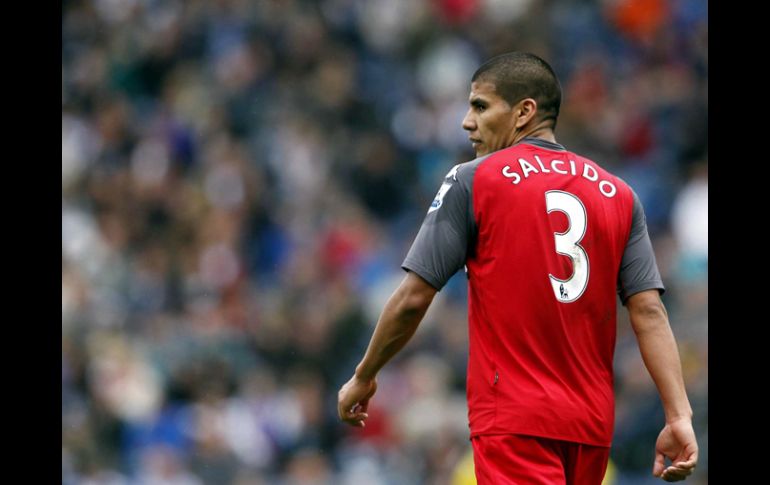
[[653, 418, 698, 481], [337, 374, 377, 428]]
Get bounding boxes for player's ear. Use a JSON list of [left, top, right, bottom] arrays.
[[514, 98, 538, 128]]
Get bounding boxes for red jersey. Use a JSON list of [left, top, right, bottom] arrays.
[[403, 138, 664, 446]]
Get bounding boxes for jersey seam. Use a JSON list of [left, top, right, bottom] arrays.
[[620, 281, 665, 302], [401, 261, 443, 291], [519, 141, 567, 153]]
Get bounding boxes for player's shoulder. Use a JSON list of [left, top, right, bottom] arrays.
[[569, 151, 634, 194], [445, 153, 494, 186]]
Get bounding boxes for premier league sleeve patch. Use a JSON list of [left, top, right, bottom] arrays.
[[428, 182, 453, 213]]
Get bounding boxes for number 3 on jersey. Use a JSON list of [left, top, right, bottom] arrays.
[[545, 191, 589, 303]]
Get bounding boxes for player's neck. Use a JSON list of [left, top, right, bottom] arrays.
[[512, 124, 557, 146]]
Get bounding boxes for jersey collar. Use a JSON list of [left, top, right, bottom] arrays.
[[519, 136, 567, 152]]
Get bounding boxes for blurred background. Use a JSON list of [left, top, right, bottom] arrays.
[[62, 0, 707, 484]]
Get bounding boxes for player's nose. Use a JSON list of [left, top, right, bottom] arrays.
[[462, 109, 476, 132]]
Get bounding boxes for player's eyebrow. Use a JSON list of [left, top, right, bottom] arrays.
[[470, 97, 488, 107]]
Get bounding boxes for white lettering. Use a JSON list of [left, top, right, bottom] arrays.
[[534, 155, 551, 173], [599, 180, 617, 198], [582, 163, 598, 182], [502, 165, 521, 184], [551, 159, 568, 174], [501, 156, 620, 198], [518, 158, 539, 178]]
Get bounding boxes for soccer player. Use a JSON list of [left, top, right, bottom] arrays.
[[337, 52, 698, 484]]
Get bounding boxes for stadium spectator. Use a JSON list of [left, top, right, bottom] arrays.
[[63, 1, 707, 483]]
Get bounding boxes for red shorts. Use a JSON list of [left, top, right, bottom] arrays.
[[471, 434, 610, 485]]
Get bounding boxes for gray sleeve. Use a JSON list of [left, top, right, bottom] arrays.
[[618, 190, 666, 304], [401, 162, 476, 291]]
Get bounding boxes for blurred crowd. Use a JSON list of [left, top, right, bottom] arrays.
[[62, 0, 708, 484]]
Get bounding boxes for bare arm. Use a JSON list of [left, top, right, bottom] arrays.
[[337, 271, 437, 427], [626, 289, 698, 482]]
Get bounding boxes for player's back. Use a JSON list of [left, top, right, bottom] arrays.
[[465, 139, 634, 447]]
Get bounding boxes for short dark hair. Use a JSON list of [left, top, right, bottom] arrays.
[[472, 52, 562, 129]]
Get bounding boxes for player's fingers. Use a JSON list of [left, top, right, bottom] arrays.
[[343, 414, 368, 427], [337, 395, 350, 420], [662, 472, 684, 482], [662, 475, 685, 482], [671, 459, 696, 470], [652, 452, 666, 477], [348, 410, 369, 421], [339, 402, 369, 426], [338, 399, 359, 423], [666, 466, 693, 475], [676, 450, 698, 468], [661, 465, 693, 482]]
